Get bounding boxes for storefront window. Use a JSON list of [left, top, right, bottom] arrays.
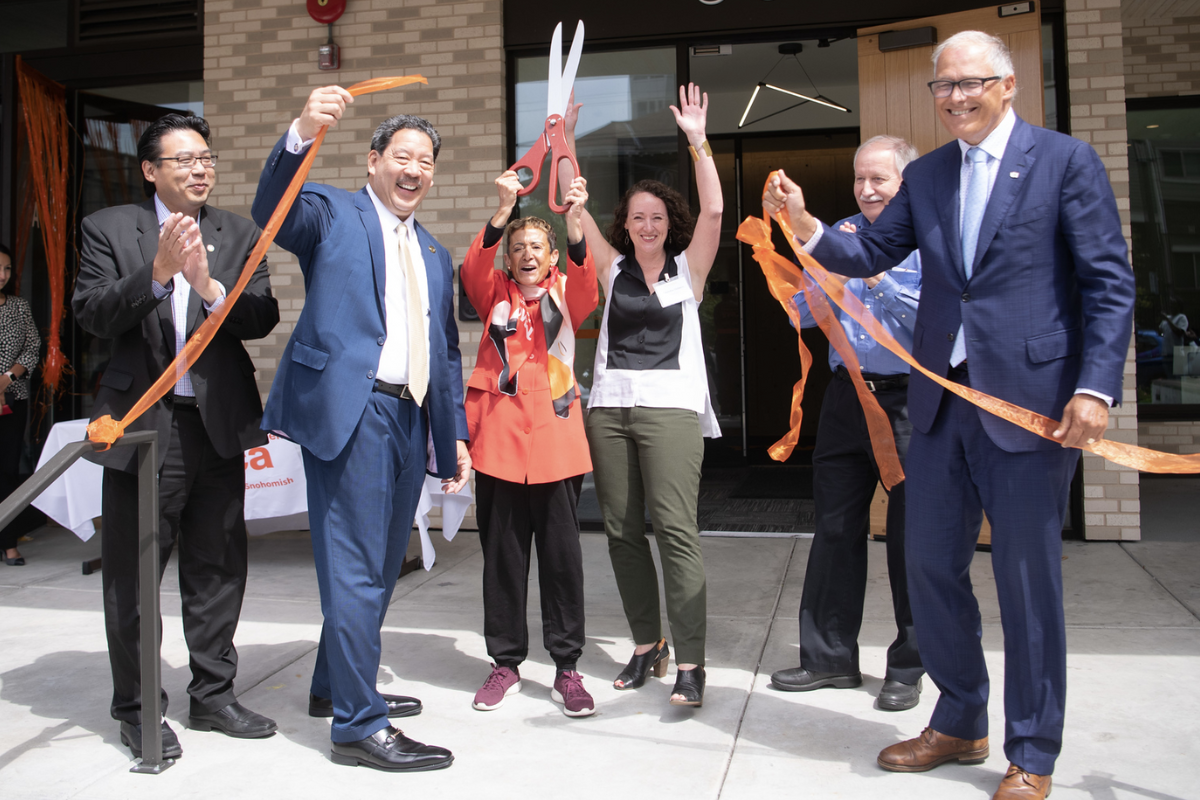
[[512, 46, 678, 399], [1128, 102, 1200, 413]]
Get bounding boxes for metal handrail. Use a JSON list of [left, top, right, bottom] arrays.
[[0, 430, 170, 773]]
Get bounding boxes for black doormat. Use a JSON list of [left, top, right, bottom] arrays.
[[730, 465, 814, 500]]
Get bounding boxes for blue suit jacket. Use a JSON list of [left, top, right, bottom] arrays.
[[812, 116, 1134, 452], [252, 135, 468, 474]]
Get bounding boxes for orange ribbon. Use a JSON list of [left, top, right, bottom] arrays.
[[738, 171, 1200, 475], [753, 225, 904, 489], [88, 76, 429, 448]]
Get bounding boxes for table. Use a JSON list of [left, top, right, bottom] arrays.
[[33, 419, 473, 568]]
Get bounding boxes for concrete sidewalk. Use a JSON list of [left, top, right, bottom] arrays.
[[1, 523, 1197, 799]]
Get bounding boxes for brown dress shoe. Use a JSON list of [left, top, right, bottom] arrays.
[[877, 726, 989, 772], [993, 763, 1052, 799]]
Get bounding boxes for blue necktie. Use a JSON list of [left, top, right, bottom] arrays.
[[951, 146, 990, 367]]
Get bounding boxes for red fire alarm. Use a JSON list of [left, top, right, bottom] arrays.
[[307, 0, 345, 24], [307, 0, 346, 71]]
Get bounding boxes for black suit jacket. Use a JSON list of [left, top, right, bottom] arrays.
[[73, 199, 279, 472]]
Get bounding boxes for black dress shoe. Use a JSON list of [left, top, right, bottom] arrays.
[[330, 725, 453, 771], [188, 701, 278, 738], [309, 692, 422, 719], [770, 666, 863, 692], [119, 720, 183, 759], [877, 677, 922, 711]]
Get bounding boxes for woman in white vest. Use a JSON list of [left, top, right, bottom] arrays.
[[561, 83, 722, 706]]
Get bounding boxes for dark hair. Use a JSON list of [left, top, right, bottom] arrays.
[[136, 113, 211, 198], [504, 216, 557, 253], [605, 179, 694, 256], [0, 242, 12, 295], [371, 115, 441, 160]]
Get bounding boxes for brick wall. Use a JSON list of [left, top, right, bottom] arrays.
[[1065, 0, 1141, 540], [1123, 13, 1200, 97], [203, 0, 499, 398], [203, 0, 502, 527]]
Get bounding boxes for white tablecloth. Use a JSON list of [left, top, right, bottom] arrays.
[[33, 420, 473, 568]]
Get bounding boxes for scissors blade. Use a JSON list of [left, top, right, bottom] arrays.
[[555, 20, 584, 117], [547, 22, 563, 118]]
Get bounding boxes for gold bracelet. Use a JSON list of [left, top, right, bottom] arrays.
[[688, 140, 713, 162]]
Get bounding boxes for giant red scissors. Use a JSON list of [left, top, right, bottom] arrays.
[[510, 20, 584, 213]]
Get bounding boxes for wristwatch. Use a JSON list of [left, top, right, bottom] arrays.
[[3, 371, 14, 381]]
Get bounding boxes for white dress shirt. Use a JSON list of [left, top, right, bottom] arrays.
[[150, 194, 225, 397]]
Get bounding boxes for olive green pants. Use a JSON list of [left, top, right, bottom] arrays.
[[586, 407, 706, 665]]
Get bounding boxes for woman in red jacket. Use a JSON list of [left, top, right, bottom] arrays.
[[461, 171, 598, 717]]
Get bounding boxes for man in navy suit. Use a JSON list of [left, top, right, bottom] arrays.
[[764, 31, 1134, 800], [253, 86, 470, 772]]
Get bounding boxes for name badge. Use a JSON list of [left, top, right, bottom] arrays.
[[653, 275, 692, 307]]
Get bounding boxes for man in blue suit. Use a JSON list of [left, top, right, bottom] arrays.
[[253, 86, 470, 772], [764, 31, 1134, 800]]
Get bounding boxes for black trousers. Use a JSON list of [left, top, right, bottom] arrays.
[[799, 374, 923, 684], [101, 404, 248, 723], [476, 472, 586, 671], [0, 399, 42, 551]]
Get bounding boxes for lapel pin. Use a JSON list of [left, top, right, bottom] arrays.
[[1009, 171, 1020, 178], [207, 244, 215, 252], [428, 245, 436, 253]]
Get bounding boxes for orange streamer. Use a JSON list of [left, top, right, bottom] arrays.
[[88, 75, 429, 448], [745, 216, 903, 487], [16, 58, 72, 395], [738, 171, 1200, 475]]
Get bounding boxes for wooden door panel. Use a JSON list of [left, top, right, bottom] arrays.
[[858, 4, 1044, 156]]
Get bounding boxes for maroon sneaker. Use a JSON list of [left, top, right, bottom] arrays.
[[472, 664, 520, 711], [551, 670, 595, 717]]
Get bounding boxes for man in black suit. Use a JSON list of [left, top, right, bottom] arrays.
[[73, 113, 280, 760]]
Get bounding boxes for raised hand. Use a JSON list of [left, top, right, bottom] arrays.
[[669, 82, 708, 145], [563, 89, 583, 142], [297, 85, 354, 141], [495, 170, 523, 211], [489, 170, 524, 228], [763, 169, 818, 242], [564, 176, 588, 244]]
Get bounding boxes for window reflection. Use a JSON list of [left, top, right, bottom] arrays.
[[1129, 105, 1200, 409]]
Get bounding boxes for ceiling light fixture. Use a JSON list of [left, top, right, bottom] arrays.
[[738, 42, 852, 129]]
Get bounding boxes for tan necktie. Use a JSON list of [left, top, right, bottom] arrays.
[[397, 221, 428, 405]]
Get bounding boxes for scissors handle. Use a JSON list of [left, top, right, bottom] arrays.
[[511, 115, 581, 214]]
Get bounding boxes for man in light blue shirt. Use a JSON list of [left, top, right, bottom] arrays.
[[770, 135, 924, 712]]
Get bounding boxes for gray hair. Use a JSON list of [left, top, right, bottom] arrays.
[[932, 30, 1015, 80], [855, 135, 919, 177], [370, 115, 441, 160]]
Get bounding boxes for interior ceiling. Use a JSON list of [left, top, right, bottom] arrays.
[[691, 38, 861, 92], [690, 37, 862, 135]]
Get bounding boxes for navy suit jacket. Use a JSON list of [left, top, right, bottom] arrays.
[[252, 135, 468, 474], [812, 115, 1134, 452]]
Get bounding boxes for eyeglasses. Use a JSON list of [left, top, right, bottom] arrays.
[[927, 77, 1001, 98], [157, 154, 218, 169]]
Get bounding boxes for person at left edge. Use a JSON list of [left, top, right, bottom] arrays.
[[73, 114, 281, 760], [252, 85, 469, 772]]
